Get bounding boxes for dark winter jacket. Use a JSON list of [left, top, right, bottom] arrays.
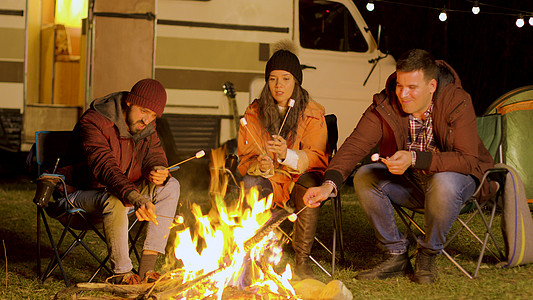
[[58, 92, 168, 204], [324, 60, 496, 199]]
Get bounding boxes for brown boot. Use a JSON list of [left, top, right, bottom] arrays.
[[413, 248, 439, 284], [291, 182, 320, 280]]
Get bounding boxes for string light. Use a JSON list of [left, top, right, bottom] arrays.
[[472, 1, 480, 15], [364, 1, 531, 29], [516, 15, 524, 28], [439, 9, 447, 22], [366, 1, 375, 12]]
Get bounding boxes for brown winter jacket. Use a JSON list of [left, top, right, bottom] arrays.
[[58, 92, 168, 205], [324, 60, 496, 199]]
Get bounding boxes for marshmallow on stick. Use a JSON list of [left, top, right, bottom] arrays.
[[277, 98, 295, 136], [288, 213, 297, 222], [166, 150, 205, 170], [371, 153, 386, 162], [240, 117, 266, 155]]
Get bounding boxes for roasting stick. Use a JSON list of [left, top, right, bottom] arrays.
[[277, 98, 295, 136], [166, 150, 205, 171], [240, 117, 266, 155]]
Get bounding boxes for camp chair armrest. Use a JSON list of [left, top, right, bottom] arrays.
[[470, 167, 508, 200]]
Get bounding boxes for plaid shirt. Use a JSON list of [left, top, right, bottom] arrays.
[[407, 103, 438, 153], [407, 103, 438, 179]]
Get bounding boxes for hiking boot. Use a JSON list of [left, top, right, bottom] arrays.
[[356, 252, 413, 280], [413, 249, 438, 284]]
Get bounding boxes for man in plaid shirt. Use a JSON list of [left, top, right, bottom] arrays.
[[303, 49, 495, 284]]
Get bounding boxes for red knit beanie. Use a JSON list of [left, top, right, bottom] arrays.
[[125, 79, 167, 117]]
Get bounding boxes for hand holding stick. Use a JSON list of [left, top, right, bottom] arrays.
[[277, 99, 295, 136], [166, 150, 206, 171]]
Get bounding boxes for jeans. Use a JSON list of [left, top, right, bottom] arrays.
[[354, 163, 476, 253], [57, 177, 180, 273]]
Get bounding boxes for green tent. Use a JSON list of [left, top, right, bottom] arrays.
[[485, 85, 533, 206]]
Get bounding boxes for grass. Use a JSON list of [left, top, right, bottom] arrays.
[[1, 177, 533, 299]]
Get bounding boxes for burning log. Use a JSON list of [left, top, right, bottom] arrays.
[[53, 277, 178, 299], [244, 209, 291, 252]]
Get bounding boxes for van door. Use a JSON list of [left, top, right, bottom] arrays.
[[296, 0, 395, 144]]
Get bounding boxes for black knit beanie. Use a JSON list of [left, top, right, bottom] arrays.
[[264, 50, 303, 84], [125, 79, 167, 117]]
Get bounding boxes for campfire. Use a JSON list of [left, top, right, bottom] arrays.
[[161, 145, 299, 299], [167, 187, 297, 299]]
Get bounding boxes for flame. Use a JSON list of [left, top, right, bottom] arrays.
[[168, 147, 297, 299]]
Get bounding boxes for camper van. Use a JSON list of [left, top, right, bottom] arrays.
[[0, 0, 395, 153]]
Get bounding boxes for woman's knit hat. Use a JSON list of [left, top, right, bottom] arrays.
[[125, 78, 167, 117], [264, 43, 303, 84]]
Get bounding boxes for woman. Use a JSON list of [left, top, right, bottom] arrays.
[[237, 43, 329, 279]]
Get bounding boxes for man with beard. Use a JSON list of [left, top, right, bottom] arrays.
[[56, 78, 180, 284]]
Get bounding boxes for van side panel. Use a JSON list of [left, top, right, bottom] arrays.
[[156, 0, 293, 143], [0, 3, 25, 110]]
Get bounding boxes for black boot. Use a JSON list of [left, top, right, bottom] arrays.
[[413, 248, 438, 284], [291, 182, 320, 280], [356, 252, 413, 280]]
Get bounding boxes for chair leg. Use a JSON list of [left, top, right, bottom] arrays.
[[331, 194, 345, 274], [441, 250, 473, 279], [37, 207, 42, 278], [336, 195, 344, 261], [38, 208, 70, 287], [472, 199, 505, 260], [276, 228, 332, 277], [473, 199, 505, 278]]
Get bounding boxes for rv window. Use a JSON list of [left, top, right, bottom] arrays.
[[299, 0, 368, 52]]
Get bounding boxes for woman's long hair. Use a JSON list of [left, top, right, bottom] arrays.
[[257, 82, 310, 145]]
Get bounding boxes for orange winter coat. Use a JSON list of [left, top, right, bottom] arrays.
[[238, 99, 329, 206]]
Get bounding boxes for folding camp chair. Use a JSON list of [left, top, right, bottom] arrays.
[[393, 114, 507, 278], [32, 131, 144, 286], [276, 114, 345, 276]]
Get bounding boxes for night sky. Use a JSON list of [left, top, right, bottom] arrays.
[[353, 0, 533, 115]]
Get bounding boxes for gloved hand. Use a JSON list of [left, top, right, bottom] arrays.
[[126, 190, 150, 209], [126, 190, 158, 225]]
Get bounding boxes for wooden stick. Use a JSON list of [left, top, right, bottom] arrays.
[[277, 99, 295, 136], [166, 150, 205, 170], [240, 118, 266, 155]]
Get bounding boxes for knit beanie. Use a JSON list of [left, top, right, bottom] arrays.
[[264, 49, 303, 84], [125, 79, 167, 117]]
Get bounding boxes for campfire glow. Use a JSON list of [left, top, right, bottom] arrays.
[[168, 148, 298, 299]]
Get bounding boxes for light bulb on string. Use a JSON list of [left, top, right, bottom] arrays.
[[472, 1, 480, 15], [439, 9, 447, 22], [516, 15, 525, 28], [529, 16, 533, 26], [366, 1, 375, 12]]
